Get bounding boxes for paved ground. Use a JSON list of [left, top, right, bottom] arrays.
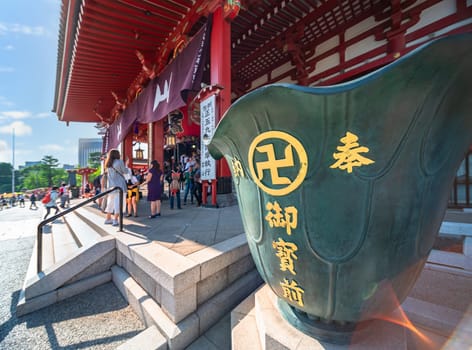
[[0, 196, 236, 350], [0, 203, 146, 350], [84, 194, 244, 257], [2, 195, 467, 349]]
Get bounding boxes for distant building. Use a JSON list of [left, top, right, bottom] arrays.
[[62, 164, 75, 170], [18, 161, 42, 170], [78, 138, 102, 168]]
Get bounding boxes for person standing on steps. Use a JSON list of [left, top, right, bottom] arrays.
[[141, 160, 164, 219], [103, 149, 128, 226], [126, 169, 140, 217]]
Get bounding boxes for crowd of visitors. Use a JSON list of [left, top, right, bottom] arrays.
[[1, 149, 206, 225], [95, 149, 204, 223]]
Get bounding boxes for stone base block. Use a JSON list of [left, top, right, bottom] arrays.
[[233, 285, 409, 350]]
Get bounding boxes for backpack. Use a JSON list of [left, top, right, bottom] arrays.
[[41, 192, 51, 204], [170, 179, 180, 192], [170, 172, 180, 194]]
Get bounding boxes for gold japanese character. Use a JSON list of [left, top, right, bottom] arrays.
[[272, 238, 298, 275], [231, 157, 244, 178], [280, 278, 305, 307], [330, 131, 374, 173], [265, 201, 298, 235]]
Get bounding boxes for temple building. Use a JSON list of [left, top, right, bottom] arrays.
[[53, 0, 472, 207]]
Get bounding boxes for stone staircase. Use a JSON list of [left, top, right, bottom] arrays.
[[17, 210, 116, 316], [17, 203, 263, 349]]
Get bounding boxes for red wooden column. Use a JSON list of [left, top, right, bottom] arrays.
[[150, 120, 164, 167], [211, 6, 231, 178], [204, 5, 232, 206], [124, 133, 134, 167]]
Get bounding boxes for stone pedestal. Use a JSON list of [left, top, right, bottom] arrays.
[[232, 285, 409, 350]]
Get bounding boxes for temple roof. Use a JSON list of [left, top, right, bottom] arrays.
[[53, 0, 470, 125]]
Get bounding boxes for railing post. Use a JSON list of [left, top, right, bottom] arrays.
[[37, 225, 43, 273], [119, 187, 123, 231], [36, 186, 123, 273]]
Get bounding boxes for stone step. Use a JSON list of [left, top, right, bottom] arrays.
[[51, 217, 81, 264], [41, 225, 55, 270], [411, 252, 472, 312], [17, 214, 116, 317], [73, 205, 114, 237], [115, 229, 255, 324], [112, 264, 262, 349], [402, 297, 466, 338]]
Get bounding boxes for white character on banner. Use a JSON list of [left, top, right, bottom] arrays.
[[153, 73, 173, 112], [117, 123, 122, 141]]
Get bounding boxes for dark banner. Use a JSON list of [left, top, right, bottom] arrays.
[[138, 18, 211, 123], [106, 18, 211, 150], [107, 97, 141, 151]]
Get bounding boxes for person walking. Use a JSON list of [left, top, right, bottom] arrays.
[[192, 161, 202, 207], [43, 187, 60, 220], [169, 166, 182, 210], [103, 149, 128, 226], [18, 194, 25, 208], [59, 183, 69, 208], [29, 192, 38, 210], [183, 165, 194, 205], [141, 160, 163, 219]]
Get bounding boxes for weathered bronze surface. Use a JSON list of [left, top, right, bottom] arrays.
[[209, 34, 472, 343]]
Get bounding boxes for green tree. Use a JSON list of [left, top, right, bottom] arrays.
[[0, 162, 13, 193], [52, 168, 69, 187], [20, 164, 48, 189], [41, 155, 60, 187], [88, 152, 102, 169]]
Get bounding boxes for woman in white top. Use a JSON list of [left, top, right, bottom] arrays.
[[104, 149, 128, 226]]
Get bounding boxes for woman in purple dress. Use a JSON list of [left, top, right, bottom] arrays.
[[142, 160, 163, 218]]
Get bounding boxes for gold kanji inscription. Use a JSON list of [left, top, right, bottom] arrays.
[[231, 157, 244, 178], [330, 131, 374, 173], [265, 201, 298, 235], [272, 238, 298, 275], [280, 278, 305, 307]]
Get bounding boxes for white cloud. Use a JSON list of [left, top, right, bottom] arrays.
[[0, 22, 46, 36], [39, 144, 64, 152], [0, 96, 14, 107], [2, 44, 14, 51], [35, 112, 52, 119], [0, 121, 32, 136], [0, 111, 31, 120], [0, 66, 14, 73]]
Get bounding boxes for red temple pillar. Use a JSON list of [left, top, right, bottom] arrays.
[[211, 5, 231, 179], [151, 120, 164, 167], [205, 5, 232, 206], [124, 133, 134, 167]]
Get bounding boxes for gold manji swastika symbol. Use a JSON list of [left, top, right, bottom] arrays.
[[248, 131, 308, 196]]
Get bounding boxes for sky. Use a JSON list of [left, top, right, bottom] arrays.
[[0, 0, 100, 169]]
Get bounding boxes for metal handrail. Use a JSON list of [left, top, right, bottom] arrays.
[[36, 186, 124, 273]]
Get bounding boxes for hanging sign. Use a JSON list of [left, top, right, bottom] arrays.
[[200, 94, 216, 180]]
